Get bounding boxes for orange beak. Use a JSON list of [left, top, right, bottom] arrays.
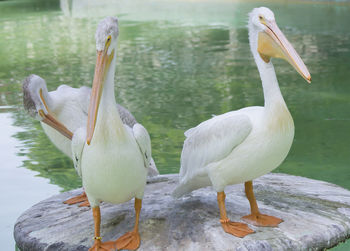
[[39, 110, 73, 140], [86, 49, 114, 145], [38, 89, 72, 140], [258, 20, 311, 83]]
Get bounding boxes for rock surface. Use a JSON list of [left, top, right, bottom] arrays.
[[14, 173, 350, 251]]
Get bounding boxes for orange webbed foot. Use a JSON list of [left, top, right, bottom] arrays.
[[116, 230, 140, 250], [89, 240, 117, 251], [63, 192, 90, 207], [242, 213, 283, 227], [220, 219, 254, 238], [78, 200, 91, 207]]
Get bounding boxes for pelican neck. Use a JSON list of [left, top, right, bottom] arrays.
[[95, 52, 125, 135], [254, 55, 287, 110], [101, 52, 117, 105]]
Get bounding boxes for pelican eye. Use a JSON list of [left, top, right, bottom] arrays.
[[105, 36, 112, 47]]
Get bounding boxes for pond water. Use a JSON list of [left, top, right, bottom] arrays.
[[0, 0, 349, 250]]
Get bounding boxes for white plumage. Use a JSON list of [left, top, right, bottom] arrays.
[[76, 16, 153, 250], [72, 114, 156, 187], [22, 75, 159, 178], [174, 103, 294, 197], [80, 16, 148, 206], [173, 7, 309, 199], [171, 8, 311, 237]]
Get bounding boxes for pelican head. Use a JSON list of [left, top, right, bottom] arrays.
[[87, 17, 119, 145], [23, 74, 50, 120], [22, 74, 72, 139], [248, 7, 311, 83]]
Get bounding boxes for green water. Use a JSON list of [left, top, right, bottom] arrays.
[[0, 0, 349, 250]]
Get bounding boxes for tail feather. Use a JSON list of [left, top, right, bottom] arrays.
[[172, 182, 192, 198], [172, 175, 211, 198]]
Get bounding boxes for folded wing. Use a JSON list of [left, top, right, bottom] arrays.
[[173, 112, 252, 197], [132, 123, 159, 176]]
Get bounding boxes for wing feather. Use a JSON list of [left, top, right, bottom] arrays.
[[71, 127, 86, 177], [132, 123, 159, 176], [174, 112, 252, 197]]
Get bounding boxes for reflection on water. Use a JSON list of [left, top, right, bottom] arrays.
[[1, 0, 350, 249], [0, 113, 60, 251], [1, 0, 349, 191]]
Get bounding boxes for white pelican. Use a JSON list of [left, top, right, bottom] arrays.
[[72, 17, 151, 250], [173, 7, 311, 237], [22, 75, 158, 207]]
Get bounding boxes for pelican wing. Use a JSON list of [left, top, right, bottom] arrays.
[[71, 127, 86, 177], [174, 112, 252, 197], [51, 85, 91, 115], [56, 85, 137, 125], [132, 123, 159, 176], [117, 104, 138, 128]]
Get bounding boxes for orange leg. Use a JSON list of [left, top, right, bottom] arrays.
[[241, 181, 283, 227], [89, 206, 117, 251], [63, 191, 90, 207], [116, 198, 142, 250], [217, 192, 254, 238]]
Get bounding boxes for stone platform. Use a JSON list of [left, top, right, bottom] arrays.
[[14, 173, 350, 250]]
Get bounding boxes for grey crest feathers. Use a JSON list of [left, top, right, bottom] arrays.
[[95, 16, 119, 51], [23, 75, 37, 117]]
